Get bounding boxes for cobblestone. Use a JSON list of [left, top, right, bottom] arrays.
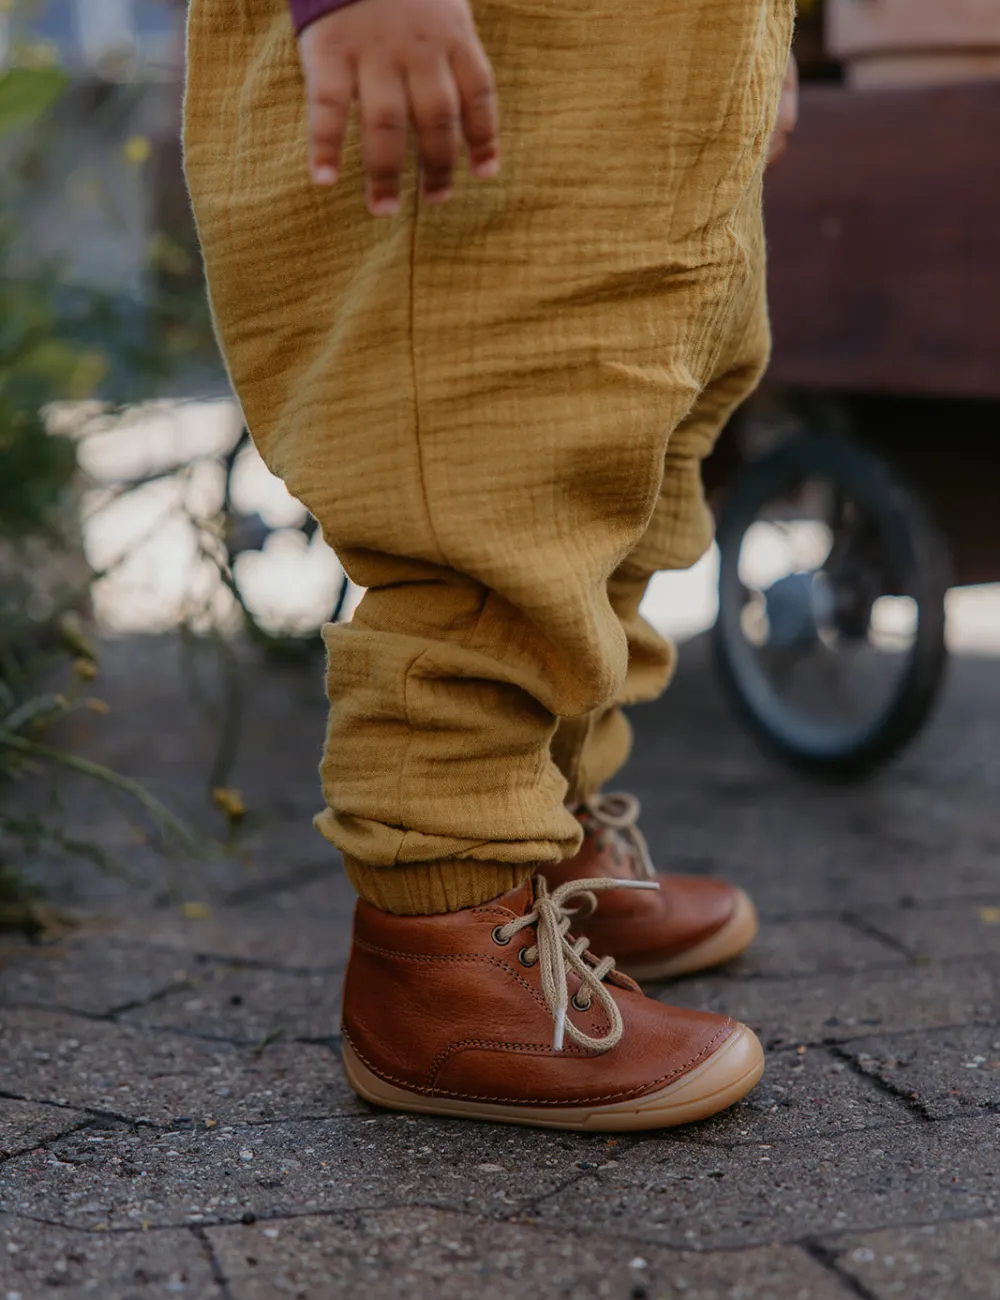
[[0, 1213, 222, 1300], [3, 634, 998, 1296], [831, 1215, 1000, 1299], [209, 1208, 850, 1300]]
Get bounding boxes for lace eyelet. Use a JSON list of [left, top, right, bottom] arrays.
[[491, 925, 512, 946], [517, 946, 537, 967], [571, 992, 592, 1012]]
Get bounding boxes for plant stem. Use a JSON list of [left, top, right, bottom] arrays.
[[0, 730, 206, 857]]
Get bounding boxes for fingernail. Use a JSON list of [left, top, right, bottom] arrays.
[[312, 165, 337, 186], [473, 157, 500, 179], [422, 188, 452, 206], [369, 196, 400, 217]]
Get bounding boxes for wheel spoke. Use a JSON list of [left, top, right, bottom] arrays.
[[715, 436, 948, 774]]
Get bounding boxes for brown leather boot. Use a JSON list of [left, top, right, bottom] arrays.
[[341, 877, 763, 1131], [539, 793, 758, 981]]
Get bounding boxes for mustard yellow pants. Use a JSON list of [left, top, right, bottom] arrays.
[[183, 0, 794, 914]]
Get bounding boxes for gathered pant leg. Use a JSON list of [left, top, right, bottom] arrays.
[[553, 262, 774, 802], [183, 0, 793, 913]]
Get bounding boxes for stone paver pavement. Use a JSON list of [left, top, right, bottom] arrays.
[[1, 635, 998, 1298]]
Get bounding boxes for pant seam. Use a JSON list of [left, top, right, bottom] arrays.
[[394, 643, 433, 868], [407, 196, 449, 570]]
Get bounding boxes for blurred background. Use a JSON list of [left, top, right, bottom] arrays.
[[1, 0, 999, 925]]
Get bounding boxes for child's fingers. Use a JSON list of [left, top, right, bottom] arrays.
[[305, 54, 355, 186], [407, 59, 461, 203], [451, 37, 499, 179], [358, 62, 409, 216]]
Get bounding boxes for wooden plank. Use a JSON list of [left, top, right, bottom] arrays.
[[764, 81, 1000, 399]]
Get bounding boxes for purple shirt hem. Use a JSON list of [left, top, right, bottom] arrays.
[[289, 0, 366, 37]]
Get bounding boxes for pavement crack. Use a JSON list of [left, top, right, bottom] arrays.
[[669, 1114, 917, 1152], [0, 1211, 80, 1233], [802, 1237, 881, 1299], [3, 1003, 338, 1054], [657, 958, 911, 993], [514, 1168, 592, 1217], [2, 1001, 119, 1024], [0, 1087, 163, 1132], [840, 911, 917, 961], [828, 1042, 944, 1121], [6, 932, 344, 980], [191, 1224, 236, 1299], [0, 1087, 82, 1114], [762, 1015, 1000, 1055], [123, 1022, 340, 1053], [1, 1200, 484, 1236], [0, 1118, 95, 1168], [106, 978, 197, 1018], [667, 951, 1000, 995]]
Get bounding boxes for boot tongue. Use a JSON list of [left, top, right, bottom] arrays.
[[494, 877, 536, 916]]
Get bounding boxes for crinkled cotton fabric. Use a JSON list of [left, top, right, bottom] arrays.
[[182, 0, 794, 913]]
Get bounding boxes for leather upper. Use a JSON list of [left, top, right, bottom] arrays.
[[540, 815, 738, 969], [342, 880, 736, 1107]]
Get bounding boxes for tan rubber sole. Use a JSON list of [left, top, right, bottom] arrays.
[[619, 888, 759, 983], [342, 1023, 764, 1132]]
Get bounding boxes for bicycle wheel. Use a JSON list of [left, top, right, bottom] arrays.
[[713, 434, 950, 778]]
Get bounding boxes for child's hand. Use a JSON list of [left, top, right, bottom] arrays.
[[767, 52, 798, 169], [297, 0, 499, 215]]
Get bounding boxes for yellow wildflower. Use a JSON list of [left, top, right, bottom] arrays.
[[123, 135, 151, 166], [212, 787, 247, 822]]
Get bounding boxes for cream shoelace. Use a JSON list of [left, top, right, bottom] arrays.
[[494, 875, 658, 1054], [580, 791, 657, 882]]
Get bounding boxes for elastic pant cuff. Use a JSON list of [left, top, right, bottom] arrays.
[[343, 856, 534, 915]]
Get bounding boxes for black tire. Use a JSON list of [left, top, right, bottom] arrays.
[[713, 434, 950, 779]]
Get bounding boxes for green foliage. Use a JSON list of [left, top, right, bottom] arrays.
[[0, 65, 67, 136], [0, 61, 82, 540], [0, 408, 76, 538]]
